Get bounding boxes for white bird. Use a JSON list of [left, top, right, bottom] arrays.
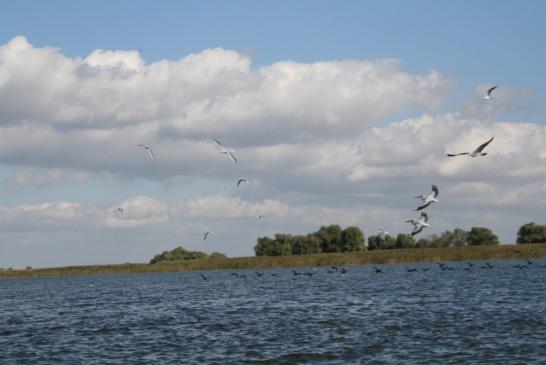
[[256, 208, 264, 219], [138, 144, 155, 160], [203, 231, 213, 240], [116, 207, 124, 215], [405, 212, 430, 236], [236, 178, 250, 187], [414, 185, 439, 211], [212, 137, 238, 163], [483, 85, 498, 100], [447, 137, 494, 157], [378, 229, 388, 240]]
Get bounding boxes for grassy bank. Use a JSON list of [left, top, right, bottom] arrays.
[[2, 243, 546, 280]]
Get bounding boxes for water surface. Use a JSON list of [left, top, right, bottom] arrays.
[[1, 260, 546, 364]]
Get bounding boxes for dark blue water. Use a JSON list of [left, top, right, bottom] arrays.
[[1, 260, 546, 364]]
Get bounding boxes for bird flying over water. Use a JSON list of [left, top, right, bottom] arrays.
[[138, 144, 155, 160], [236, 178, 250, 187], [203, 231, 213, 240], [414, 185, 439, 211], [212, 137, 238, 163], [483, 85, 497, 100], [447, 137, 494, 157], [405, 212, 430, 236]]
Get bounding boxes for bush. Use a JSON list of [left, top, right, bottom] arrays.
[[150, 246, 225, 264], [395, 234, 416, 249], [517, 222, 546, 244], [467, 227, 499, 246]]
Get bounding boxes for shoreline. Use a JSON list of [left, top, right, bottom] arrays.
[[2, 243, 546, 280]]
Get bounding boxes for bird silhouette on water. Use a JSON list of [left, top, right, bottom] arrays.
[[373, 267, 384, 274], [513, 265, 529, 270], [255, 272, 264, 277], [200, 274, 208, 281], [406, 268, 418, 272]]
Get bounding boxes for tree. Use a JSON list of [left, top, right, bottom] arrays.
[[466, 227, 499, 246], [395, 234, 416, 249], [209, 252, 227, 259], [150, 246, 220, 264], [255, 237, 276, 256], [292, 234, 321, 255], [314, 225, 343, 253], [367, 234, 396, 250], [340, 226, 365, 252], [517, 222, 546, 244]]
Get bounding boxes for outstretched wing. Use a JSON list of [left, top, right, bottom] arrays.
[[420, 212, 429, 223], [447, 153, 469, 157], [487, 85, 498, 96], [227, 151, 238, 163], [432, 185, 439, 198], [411, 226, 424, 236], [237, 178, 245, 187], [212, 137, 224, 148], [147, 148, 155, 160], [415, 201, 432, 211], [474, 137, 494, 153]]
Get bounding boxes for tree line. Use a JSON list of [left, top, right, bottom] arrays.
[[254, 222, 546, 256], [150, 246, 226, 264]]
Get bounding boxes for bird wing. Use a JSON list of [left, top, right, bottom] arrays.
[[421, 212, 429, 223], [487, 85, 498, 96], [147, 148, 155, 160], [474, 137, 494, 153], [411, 226, 424, 236], [204, 232, 210, 240], [237, 179, 244, 187], [415, 201, 432, 211], [227, 151, 238, 163], [212, 137, 224, 148], [432, 185, 439, 198], [447, 153, 469, 157], [414, 195, 425, 200]]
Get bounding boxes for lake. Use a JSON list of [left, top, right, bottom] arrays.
[[1, 260, 546, 364]]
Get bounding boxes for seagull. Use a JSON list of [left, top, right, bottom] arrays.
[[212, 137, 238, 163], [378, 229, 388, 240], [447, 137, 494, 157], [405, 212, 430, 236], [414, 185, 439, 211], [116, 207, 124, 215], [138, 144, 155, 160], [203, 231, 213, 240], [483, 85, 498, 100], [236, 178, 250, 187]]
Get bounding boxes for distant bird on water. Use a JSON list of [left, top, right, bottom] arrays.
[[447, 137, 494, 158], [138, 144, 155, 160], [414, 185, 439, 211], [203, 231, 213, 240], [373, 267, 383, 274], [212, 137, 238, 163], [200, 274, 208, 281], [483, 85, 498, 100], [406, 212, 430, 236]]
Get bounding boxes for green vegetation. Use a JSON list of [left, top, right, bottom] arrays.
[[2, 243, 546, 280], [150, 246, 226, 264], [254, 225, 364, 256], [517, 222, 546, 244]]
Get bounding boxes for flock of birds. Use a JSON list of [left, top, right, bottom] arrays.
[[122, 86, 502, 247], [379, 86, 499, 239]]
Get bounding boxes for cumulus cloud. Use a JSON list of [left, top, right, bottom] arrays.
[[0, 36, 545, 268]]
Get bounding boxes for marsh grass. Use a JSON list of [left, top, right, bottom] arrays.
[[2, 243, 546, 280]]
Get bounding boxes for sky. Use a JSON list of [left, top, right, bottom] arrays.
[[1, 1, 546, 268]]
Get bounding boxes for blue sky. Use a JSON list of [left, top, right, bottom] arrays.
[[1, 1, 545, 267]]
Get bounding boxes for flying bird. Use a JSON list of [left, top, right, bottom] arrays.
[[203, 231, 213, 240], [378, 229, 388, 240], [236, 178, 250, 187], [212, 137, 238, 163], [138, 144, 155, 160], [116, 207, 124, 215], [406, 212, 430, 236], [483, 85, 498, 100], [447, 137, 494, 157], [414, 185, 439, 211], [256, 208, 265, 219]]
